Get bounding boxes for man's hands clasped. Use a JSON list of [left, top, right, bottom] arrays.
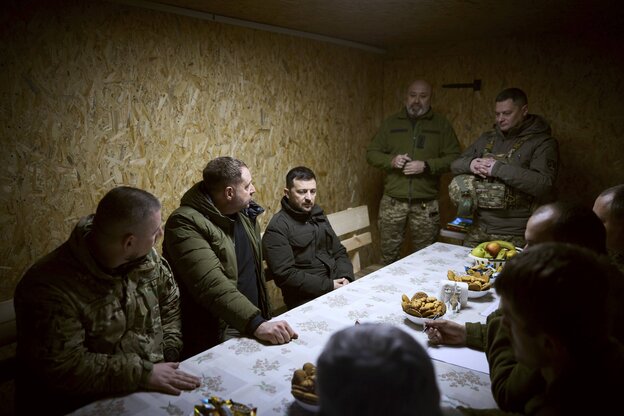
[[392, 154, 426, 175], [470, 157, 496, 178]]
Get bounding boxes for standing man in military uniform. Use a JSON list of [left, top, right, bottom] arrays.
[[367, 79, 461, 265], [450, 88, 559, 248]]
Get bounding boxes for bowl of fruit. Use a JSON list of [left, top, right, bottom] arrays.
[[469, 240, 521, 266]]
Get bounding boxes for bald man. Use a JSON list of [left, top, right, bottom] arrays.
[[525, 201, 606, 253], [367, 80, 461, 264], [593, 184, 624, 272], [425, 201, 609, 413]]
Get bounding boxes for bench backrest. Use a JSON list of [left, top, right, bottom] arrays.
[[326, 205, 372, 274]]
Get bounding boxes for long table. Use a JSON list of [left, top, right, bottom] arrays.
[[73, 242, 499, 415]]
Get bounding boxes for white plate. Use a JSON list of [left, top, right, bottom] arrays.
[[467, 289, 491, 298], [468, 253, 506, 266], [404, 310, 446, 325], [295, 398, 320, 412]]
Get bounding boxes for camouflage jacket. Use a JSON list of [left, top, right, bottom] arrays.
[[367, 107, 461, 200], [451, 114, 559, 236], [14, 215, 182, 414]]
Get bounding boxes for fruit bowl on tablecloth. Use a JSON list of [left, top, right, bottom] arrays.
[[469, 240, 522, 266]]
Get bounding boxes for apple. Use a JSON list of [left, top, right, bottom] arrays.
[[485, 242, 502, 257]]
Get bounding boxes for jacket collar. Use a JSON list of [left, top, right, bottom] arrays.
[[280, 196, 325, 222], [68, 215, 158, 281], [180, 181, 264, 227]]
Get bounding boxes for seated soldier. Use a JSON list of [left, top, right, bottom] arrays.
[[316, 323, 445, 416], [14, 186, 201, 415], [262, 166, 353, 309], [488, 243, 623, 415], [426, 201, 611, 413]]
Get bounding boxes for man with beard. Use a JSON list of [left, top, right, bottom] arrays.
[[163, 156, 297, 358], [262, 166, 353, 309], [14, 186, 201, 415], [450, 88, 559, 248], [367, 80, 461, 264]]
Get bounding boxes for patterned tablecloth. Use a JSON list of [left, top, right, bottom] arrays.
[[73, 242, 499, 415]]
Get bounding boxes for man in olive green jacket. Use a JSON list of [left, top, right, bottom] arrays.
[[367, 79, 461, 264], [163, 156, 297, 359], [14, 186, 200, 415]]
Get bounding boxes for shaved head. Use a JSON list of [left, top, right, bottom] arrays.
[[405, 80, 432, 118]]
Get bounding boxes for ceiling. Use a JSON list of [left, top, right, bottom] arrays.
[[142, 0, 622, 50]]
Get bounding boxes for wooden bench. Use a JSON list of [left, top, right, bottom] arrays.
[[326, 205, 383, 279]]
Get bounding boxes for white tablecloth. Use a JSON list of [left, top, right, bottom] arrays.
[[73, 242, 499, 415]]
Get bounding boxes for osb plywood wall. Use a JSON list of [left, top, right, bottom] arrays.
[[383, 33, 624, 224], [0, 0, 383, 300]]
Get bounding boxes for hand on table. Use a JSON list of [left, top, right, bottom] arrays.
[[254, 320, 299, 345], [424, 319, 467, 346], [147, 362, 201, 395], [333, 278, 350, 289]]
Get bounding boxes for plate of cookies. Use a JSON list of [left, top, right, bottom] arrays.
[[401, 292, 447, 325], [291, 362, 320, 412], [447, 270, 492, 298]]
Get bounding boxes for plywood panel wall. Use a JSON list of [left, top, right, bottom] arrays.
[[384, 33, 624, 223], [0, 0, 383, 300]]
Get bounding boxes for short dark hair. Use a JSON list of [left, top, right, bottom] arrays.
[[599, 184, 624, 222], [317, 323, 442, 416], [495, 88, 528, 107], [202, 156, 247, 194], [534, 201, 607, 254], [286, 166, 316, 189], [495, 243, 612, 351], [93, 186, 161, 236]]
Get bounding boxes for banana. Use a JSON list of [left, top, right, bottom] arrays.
[[471, 240, 518, 260], [493, 240, 516, 250], [496, 248, 508, 260], [471, 247, 488, 258]]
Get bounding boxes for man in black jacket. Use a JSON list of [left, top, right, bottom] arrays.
[[262, 166, 353, 309]]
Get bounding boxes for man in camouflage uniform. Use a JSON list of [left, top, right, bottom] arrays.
[[367, 80, 461, 264], [450, 88, 559, 248], [14, 186, 201, 415]]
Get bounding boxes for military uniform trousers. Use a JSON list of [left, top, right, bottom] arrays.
[[378, 194, 440, 265]]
